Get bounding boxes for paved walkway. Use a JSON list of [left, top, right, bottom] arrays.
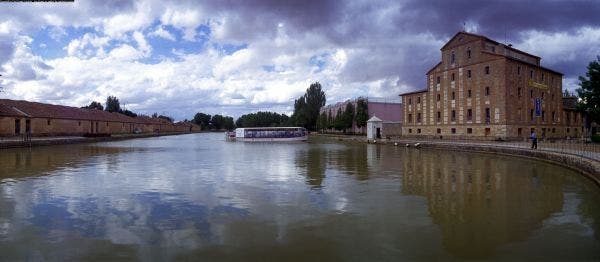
[[392, 139, 600, 162]]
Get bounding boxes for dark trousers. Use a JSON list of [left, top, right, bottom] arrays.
[[531, 138, 537, 149]]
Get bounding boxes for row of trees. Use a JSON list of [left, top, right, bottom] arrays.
[[235, 111, 290, 128], [82, 96, 174, 122], [192, 112, 234, 130], [316, 98, 369, 133]]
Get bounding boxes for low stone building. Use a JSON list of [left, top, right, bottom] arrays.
[[0, 99, 200, 137]]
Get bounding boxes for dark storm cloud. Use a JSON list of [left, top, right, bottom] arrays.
[[400, 0, 600, 38], [201, 0, 599, 91]]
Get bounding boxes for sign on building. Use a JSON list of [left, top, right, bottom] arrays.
[[535, 97, 542, 117]]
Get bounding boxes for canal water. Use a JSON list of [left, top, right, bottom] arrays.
[[0, 133, 599, 261]]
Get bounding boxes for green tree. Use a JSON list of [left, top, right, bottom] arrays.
[[291, 82, 326, 131], [327, 110, 334, 129], [304, 82, 326, 131], [223, 116, 235, 130], [121, 109, 137, 117], [83, 101, 104, 111], [236, 111, 290, 128], [355, 98, 369, 130], [193, 113, 212, 130], [334, 110, 344, 131], [105, 96, 121, 113], [292, 96, 308, 128], [577, 56, 600, 127], [342, 102, 355, 133], [209, 115, 235, 130], [317, 111, 328, 132]]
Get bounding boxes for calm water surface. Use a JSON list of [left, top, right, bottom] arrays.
[[0, 133, 599, 261]]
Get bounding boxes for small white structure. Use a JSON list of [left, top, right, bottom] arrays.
[[367, 116, 383, 140]]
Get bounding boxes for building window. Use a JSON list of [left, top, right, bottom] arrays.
[[518, 128, 522, 136], [452, 92, 455, 100], [409, 128, 412, 133], [541, 92, 544, 99], [408, 98, 412, 105], [47, 119, 51, 125], [437, 76, 441, 84], [518, 87, 522, 97], [542, 111, 545, 122], [437, 111, 441, 122], [106, 122, 109, 126], [468, 89, 472, 98], [541, 73, 544, 81], [451, 110, 456, 121], [491, 46, 495, 52], [552, 128, 556, 133], [451, 128, 456, 134], [417, 113, 421, 123], [530, 70, 534, 78], [408, 114, 412, 123], [437, 94, 441, 101], [467, 128, 473, 134], [451, 73, 455, 81], [517, 66, 521, 75], [417, 128, 421, 134], [567, 128, 570, 133], [467, 70, 471, 78], [485, 108, 491, 123], [467, 48, 471, 58], [485, 86, 490, 96], [417, 97, 420, 104], [530, 89, 533, 98], [78, 121, 81, 126], [530, 109, 534, 121], [437, 128, 441, 134], [451, 51, 455, 64], [485, 66, 490, 74], [552, 111, 556, 122], [467, 109, 473, 121]]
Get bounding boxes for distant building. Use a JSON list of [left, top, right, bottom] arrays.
[[400, 31, 584, 140], [320, 97, 402, 135], [0, 99, 200, 137]]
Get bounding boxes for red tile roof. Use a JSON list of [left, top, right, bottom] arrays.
[[0, 99, 169, 124]]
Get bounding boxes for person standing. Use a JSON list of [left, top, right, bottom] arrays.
[[531, 131, 538, 149]]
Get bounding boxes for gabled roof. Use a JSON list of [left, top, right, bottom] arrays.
[[367, 116, 382, 122], [440, 31, 490, 50], [441, 31, 540, 59]]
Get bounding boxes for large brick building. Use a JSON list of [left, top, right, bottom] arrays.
[[0, 99, 200, 137], [400, 31, 584, 140]]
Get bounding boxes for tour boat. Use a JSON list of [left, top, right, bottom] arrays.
[[226, 127, 308, 142]]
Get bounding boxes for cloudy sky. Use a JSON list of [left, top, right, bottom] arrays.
[[0, 0, 598, 120]]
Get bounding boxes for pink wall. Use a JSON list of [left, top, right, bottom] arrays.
[[368, 102, 402, 122]]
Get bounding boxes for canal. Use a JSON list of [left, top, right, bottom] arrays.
[[0, 133, 599, 260]]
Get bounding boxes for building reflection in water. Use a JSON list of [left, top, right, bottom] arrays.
[[0, 145, 133, 180], [401, 149, 564, 258]]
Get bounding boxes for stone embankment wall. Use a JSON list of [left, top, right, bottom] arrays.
[[317, 134, 600, 187]]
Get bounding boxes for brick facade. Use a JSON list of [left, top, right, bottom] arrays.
[[401, 31, 584, 140], [0, 99, 200, 137]]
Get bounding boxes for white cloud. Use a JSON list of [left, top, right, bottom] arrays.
[[160, 7, 203, 41], [150, 25, 176, 41]]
